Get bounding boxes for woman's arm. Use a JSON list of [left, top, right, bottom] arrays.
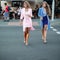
[[38, 8, 43, 20], [20, 8, 24, 24], [20, 8, 24, 20]]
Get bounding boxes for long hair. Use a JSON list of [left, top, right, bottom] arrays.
[[42, 1, 51, 16], [24, 1, 31, 8]]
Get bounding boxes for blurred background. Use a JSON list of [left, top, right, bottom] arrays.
[[0, 0, 60, 20]]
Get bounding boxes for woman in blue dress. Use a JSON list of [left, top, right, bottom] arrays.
[[38, 1, 51, 43]]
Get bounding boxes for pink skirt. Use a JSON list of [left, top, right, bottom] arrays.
[[23, 19, 35, 32]]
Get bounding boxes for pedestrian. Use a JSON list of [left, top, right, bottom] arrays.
[[38, 1, 51, 43], [4, 3, 11, 20], [20, 1, 35, 45]]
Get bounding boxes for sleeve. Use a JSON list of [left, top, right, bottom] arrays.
[[38, 8, 42, 17], [20, 8, 24, 20], [38, 8, 46, 17], [28, 9, 32, 17]]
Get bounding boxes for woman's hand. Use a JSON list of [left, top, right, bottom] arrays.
[[26, 14, 32, 17], [25, 13, 32, 18]]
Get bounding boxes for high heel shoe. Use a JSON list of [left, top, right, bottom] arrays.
[[25, 43, 28, 46], [43, 40, 47, 44]]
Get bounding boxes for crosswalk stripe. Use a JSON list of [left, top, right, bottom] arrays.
[[56, 32, 60, 34], [50, 26, 54, 29], [52, 29, 57, 32], [51, 26, 60, 35]]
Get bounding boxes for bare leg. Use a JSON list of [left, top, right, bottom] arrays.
[[24, 32, 26, 43], [26, 33, 29, 45], [43, 25, 47, 43], [4, 17, 7, 20], [42, 28, 44, 40], [7, 17, 9, 20], [25, 28, 30, 45], [13, 13, 15, 19]]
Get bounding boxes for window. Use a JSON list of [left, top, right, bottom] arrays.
[[12, 1, 24, 7]]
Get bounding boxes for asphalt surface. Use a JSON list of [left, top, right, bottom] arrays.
[[0, 19, 60, 60]]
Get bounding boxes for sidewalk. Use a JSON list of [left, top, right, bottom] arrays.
[[0, 19, 60, 26]]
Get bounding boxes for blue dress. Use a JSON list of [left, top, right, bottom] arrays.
[[38, 7, 50, 29]]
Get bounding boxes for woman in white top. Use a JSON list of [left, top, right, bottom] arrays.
[[20, 1, 34, 45]]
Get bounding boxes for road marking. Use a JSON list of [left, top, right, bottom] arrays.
[[56, 32, 60, 34], [50, 26, 54, 29], [52, 29, 57, 32], [51, 26, 60, 35]]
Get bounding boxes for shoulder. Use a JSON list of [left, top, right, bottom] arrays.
[[21, 8, 25, 12], [21, 8, 25, 11]]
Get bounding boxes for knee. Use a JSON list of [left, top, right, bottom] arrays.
[[44, 25, 47, 31], [43, 27, 47, 31]]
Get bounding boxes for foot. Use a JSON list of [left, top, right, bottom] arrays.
[[25, 43, 28, 46], [43, 40, 47, 44]]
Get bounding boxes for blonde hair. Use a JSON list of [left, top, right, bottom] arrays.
[[42, 1, 51, 16], [24, 1, 31, 8]]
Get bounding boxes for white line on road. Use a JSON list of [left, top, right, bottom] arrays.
[[51, 26, 60, 35], [56, 32, 60, 34], [50, 26, 54, 29], [52, 29, 57, 32]]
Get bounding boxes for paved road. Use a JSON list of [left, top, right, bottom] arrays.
[[0, 19, 60, 60]]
